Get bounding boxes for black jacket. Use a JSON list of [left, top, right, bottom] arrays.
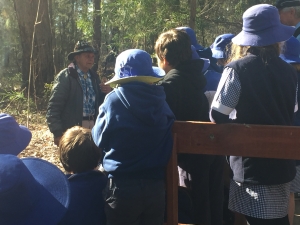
[[46, 64, 105, 137], [158, 59, 209, 122], [226, 54, 297, 185]]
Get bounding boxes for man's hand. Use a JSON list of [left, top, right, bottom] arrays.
[[54, 136, 61, 146]]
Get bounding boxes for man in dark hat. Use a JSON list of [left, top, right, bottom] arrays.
[[276, 0, 300, 40], [46, 40, 108, 146]]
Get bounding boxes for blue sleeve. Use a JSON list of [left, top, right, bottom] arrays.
[[92, 106, 109, 148]]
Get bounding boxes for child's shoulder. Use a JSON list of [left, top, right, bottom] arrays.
[[67, 170, 107, 184]]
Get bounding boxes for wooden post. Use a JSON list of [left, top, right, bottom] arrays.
[[166, 134, 178, 225], [165, 121, 300, 225]]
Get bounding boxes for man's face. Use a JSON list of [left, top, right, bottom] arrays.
[[279, 7, 296, 26], [75, 52, 95, 72]]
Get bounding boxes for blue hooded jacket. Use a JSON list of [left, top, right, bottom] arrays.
[[92, 82, 175, 179], [59, 171, 107, 225]]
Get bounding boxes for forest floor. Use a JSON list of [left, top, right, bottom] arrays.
[[16, 113, 64, 171]]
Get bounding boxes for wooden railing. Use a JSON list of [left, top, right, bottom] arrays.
[[165, 121, 300, 225]]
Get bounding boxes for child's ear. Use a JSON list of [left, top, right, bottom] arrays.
[[162, 58, 169, 66]]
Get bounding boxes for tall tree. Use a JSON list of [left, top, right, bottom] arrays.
[[12, 0, 54, 98], [189, 0, 197, 29], [92, 0, 101, 73]]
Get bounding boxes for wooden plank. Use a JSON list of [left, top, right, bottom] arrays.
[[172, 121, 300, 160], [166, 134, 178, 225]]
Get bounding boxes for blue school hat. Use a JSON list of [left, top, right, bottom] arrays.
[[191, 45, 210, 72], [176, 27, 204, 50], [211, 34, 235, 59], [280, 36, 300, 64], [232, 4, 294, 46], [0, 113, 32, 155], [0, 155, 70, 225], [106, 49, 165, 86]]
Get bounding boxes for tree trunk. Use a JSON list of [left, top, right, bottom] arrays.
[[189, 0, 197, 30], [92, 0, 101, 73], [13, 0, 54, 98]]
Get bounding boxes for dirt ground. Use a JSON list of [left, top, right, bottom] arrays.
[[18, 120, 64, 171]]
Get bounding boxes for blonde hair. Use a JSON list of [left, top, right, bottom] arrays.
[[227, 43, 282, 64]]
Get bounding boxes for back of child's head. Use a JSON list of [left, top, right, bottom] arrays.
[[59, 126, 101, 173], [155, 29, 192, 67]]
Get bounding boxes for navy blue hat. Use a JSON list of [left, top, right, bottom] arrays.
[[276, 0, 300, 9], [232, 4, 295, 46], [280, 36, 300, 64], [176, 27, 204, 50], [191, 45, 210, 72], [211, 34, 235, 59], [68, 40, 97, 61], [106, 49, 165, 86], [0, 155, 70, 225], [0, 113, 32, 155]]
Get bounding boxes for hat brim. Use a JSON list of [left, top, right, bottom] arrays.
[[232, 24, 295, 46], [106, 67, 165, 87], [280, 54, 300, 64], [67, 49, 97, 61], [0, 125, 32, 155], [211, 49, 226, 59], [19, 158, 70, 225]]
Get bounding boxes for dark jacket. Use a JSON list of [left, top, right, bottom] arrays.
[[46, 63, 105, 138], [226, 54, 297, 185], [59, 171, 107, 225], [158, 59, 209, 122], [92, 82, 175, 179]]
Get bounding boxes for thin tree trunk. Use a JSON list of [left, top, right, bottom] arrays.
[[92, 0, 101, 73], [189, 0, 197, 30]]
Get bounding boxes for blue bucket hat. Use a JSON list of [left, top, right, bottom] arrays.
[[105, 49, 165, 86], [280, 36, 300, 64], [211, 34, 235, 59], [0, 155, 70, 225], [176, 27, 204, 50], [232, 4, 295, 46], [0, 113, 32, 155]]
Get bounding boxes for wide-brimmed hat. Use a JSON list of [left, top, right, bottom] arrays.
[[0, 113, 32, 155], [0, 155, 70, 225], [176, 27, 204, 51], [67, 40, 97, 61], [211, 34, 235, 59], [105, 49, 165, 86], [232, 4, 295, 47], [276, 0, 300, 9], [280, 36, 300, 64]]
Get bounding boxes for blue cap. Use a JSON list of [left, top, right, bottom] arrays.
[[280, 36, 300, 64], [176, 27, 204, 50], [211, 34, 235, 59]]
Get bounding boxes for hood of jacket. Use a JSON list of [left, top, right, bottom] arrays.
[[175, 59, 207, 91], [114, 81, 174, 126]]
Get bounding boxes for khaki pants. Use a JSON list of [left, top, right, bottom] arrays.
[[82, 120, 95, 129]]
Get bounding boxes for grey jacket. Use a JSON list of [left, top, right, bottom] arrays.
[[46, 63, 105, 137]]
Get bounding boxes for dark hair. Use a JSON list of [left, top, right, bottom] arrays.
[[59, 126, 101, 173], [155, 29, 192, 67]]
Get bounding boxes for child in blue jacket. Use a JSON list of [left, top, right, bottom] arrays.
[[92, 49, 175, 225], [58, 126, 107, 225]]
